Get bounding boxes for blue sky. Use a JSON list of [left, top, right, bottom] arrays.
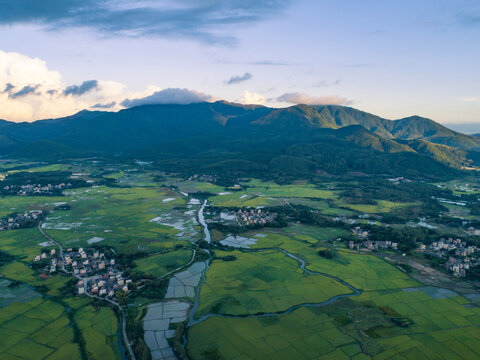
[[0, 0, 479, 123]]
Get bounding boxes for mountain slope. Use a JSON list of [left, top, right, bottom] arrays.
[[0, 101, 475, 180], [282, 105, 480, 149]]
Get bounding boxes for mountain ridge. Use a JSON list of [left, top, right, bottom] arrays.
[[1, 102, 478, 180]]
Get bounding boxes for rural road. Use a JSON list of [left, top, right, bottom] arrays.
[[37, 223, 136, 360]]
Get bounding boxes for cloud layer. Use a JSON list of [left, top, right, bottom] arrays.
[[0, 50, 133, 121], [0, 0, 290, 44], [276, 92, 351, 106], [238, 90, 265, 105], [226, 72, 252, 85], [121, 88, 214, 107]]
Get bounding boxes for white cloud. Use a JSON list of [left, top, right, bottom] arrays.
[[276, 92, 351, 105], [0, 50, 162, 121], [121, 88, 214, 107], [238, 90, 265, 105]]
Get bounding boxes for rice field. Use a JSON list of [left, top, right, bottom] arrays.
[[0, 298, 82, 360], [134, 248, 194, 277], [40, 186, 200, 253], [0, 228, 52, 261], [74, 305, 121, 359], [195, 249, 352, 318], [248, 230, 419, 291], [187, 306, 360, 360]]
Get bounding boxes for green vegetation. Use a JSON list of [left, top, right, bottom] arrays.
[[248, 230, 418, 291], [42, 186, 197, 253], [74, 305, 121, 359], [0, 228, 49, 261], [195, 249, 352, 317], [187, 306, 360, 360], [134, 248, 194, 277], [0, 298, 82, 360]]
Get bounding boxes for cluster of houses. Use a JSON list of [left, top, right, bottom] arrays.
[[34, 248, 58, 273], [349, 227, 399, 251], [419, 238, 479, 277], [63, 248, 131, 297], [1, 183, 72, 196], [349, 240, 398, 251], [352, 226, 369, 238], [237, 208, 275, 226], [0, 210, 45, 231], [77, 271, 131, 298]]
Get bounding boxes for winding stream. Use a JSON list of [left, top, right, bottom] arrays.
[[197, 200, 210, 243], [181, 196, 363, 355], [187, 246, 361, 327]]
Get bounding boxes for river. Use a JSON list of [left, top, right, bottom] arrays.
[[197, 200, 210, 243]]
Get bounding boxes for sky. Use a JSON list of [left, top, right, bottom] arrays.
[[0, 0, 479, 123]]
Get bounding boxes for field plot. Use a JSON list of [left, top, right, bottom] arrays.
[[240, 179, 336, 199], [0, 278, 40, 308], [134, 248, 194, 277], [187, 306, 360, 360], [195, 250, 352, 318], [207, 192, 284, 208], [334, 199, 419, 214], [188, 286, 480, 360], [202, 178, 337, 208], [74, 305, 121, 360], [0, 262, 71, 297], [0, 194, 69, 218], [288, 198, 356, 216], [354, 288, 480, 359], [41, 186, 200, 253], [0, 228, 52, 261], [0, 297, 82, 360], [248, 230, 418, 291]]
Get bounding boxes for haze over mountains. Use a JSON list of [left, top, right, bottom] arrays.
[[1, 102, 479, 180]]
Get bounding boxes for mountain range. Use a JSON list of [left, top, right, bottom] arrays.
[[1, 102, 479, 181]]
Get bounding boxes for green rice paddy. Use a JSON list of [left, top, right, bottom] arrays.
[[195, 249, 352, 318], [0, 298, 82, 360], [41, 186, 198, 253], [134, 248, 194, 277]]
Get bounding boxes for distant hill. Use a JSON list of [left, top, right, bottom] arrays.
[[1, 102, 478, 180]]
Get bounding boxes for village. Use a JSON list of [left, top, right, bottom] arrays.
[[419, 238, 480, 277], [205, 207, 277, 228], [0, 210, 45, 231], [34, 246, 131, 298], [236, 208, 276, 227], [1, 182, 72, 196]]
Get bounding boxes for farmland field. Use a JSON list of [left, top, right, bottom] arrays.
[[0, 228, 52, 261], [187, 306, 361, 360], [248, 230, 419, 291], [0, 298, 82, 360], [74, 304, 121, 359], [134, 248, 194, 277], [187, 287, 480, 360], [41, 186, 201, 253], [195, 249, 353, 318]]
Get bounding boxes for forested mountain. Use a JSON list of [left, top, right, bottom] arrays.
[[1, 102, 479, 180]]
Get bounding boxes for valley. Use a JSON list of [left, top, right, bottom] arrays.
[[0, 158, 480, 360]]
